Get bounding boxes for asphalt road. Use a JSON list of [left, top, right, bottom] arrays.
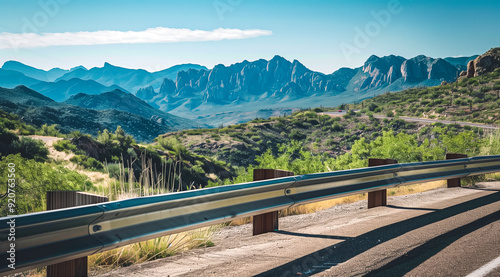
[[98, 182, 500, 277]]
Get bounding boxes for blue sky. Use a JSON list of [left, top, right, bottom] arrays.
[[0, 0, 499, 73]]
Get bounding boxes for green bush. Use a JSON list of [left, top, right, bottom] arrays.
[[53, 139, 78, 153], [107, 163, 129, 180], [70, 155, 104, 171], [367, 103, 378, 112], [36, 124, 63, 137], [289, 130, 306, 140], [436, 107, 446, 113], [12, 137, 49, 162], [251, 135, 261, 141], [331, 123, 343, 132]]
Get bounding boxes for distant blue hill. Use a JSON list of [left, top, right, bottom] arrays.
[[0, 69, 43, 88], [28, 78, 128, 102], [55, 62, 208, 93], [1, 60, 84, 82]]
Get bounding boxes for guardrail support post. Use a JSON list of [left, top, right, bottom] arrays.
[[253, 169, 294, 236], [46, 191, 108, 277], [446, 153, 468, 188], [368, 159, 398, 209]]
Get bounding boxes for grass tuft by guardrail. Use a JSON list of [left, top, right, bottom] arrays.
[[89, 226, 216, 272]]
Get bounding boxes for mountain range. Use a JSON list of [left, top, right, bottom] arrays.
[[0, 51, 488, 127], [0, 61, 207, 101], [132, 54, 478, 123]]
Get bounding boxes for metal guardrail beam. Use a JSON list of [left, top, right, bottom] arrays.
[[2, 155, 500, 275]]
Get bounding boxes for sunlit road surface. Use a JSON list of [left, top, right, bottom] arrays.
[[98, 182, 500, 277]]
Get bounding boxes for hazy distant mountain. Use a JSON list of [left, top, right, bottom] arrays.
[[28, 78, 128, 102], [0, 69, 43, 88], [0, 86, 201, 142], [1, 61, 85, 82], [56, 62, 207, 93], [64, 89, 205, 130]]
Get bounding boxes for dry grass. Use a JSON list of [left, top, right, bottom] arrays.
[[485, 172, 500, 181], [89, 226, 216, 272]]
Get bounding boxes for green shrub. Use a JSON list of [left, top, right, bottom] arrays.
[[367, 103, 378, 111], [70, 155, 104, 170], [251, 135, 261, 141], [107, 163, 129, 180], [289, 130, 306, 140], [331, 123, 343, 132], [53, 139, 78, 153], [11, 137, 49, 162]]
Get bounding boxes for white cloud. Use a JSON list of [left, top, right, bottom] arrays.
[[0, 27, 273, 49]]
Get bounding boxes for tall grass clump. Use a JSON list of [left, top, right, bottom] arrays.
[[89, 227, 216, 270]]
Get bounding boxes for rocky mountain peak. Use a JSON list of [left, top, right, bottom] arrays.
[[159, 78, 176, 96], [401, 55, 458, 83], [136, 85, 156, 100]]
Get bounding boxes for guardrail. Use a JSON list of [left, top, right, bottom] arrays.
[[2, 155, 500, 275]]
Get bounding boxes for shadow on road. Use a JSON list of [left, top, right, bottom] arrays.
[[386, 205, 439, 211], [254, 191, 500, 277], [366, 210, 500, 277], [275, 230, 353, 241]]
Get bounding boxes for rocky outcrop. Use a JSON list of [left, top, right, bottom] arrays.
[[467, 60, 475, 78], [71, 135, 107, 160], [463, 48, 500, 78], [473, 48, 500, 76]]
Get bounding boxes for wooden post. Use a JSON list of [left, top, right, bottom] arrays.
[[46, 191, 108, 277], [446, 153, 468, 188], [367, 159, 398, 209], [252, 169, 294, 236]]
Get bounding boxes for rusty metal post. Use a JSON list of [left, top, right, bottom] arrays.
[[446, 153, 468, 188], [367, 159, 398, 209], [252, 169, 294, 236], [46, 191, 108, 277]]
